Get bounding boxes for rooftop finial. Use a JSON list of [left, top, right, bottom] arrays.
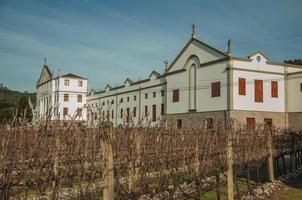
[[191, 24, 196, 38], [164, 59, 169, 70], [44, 57, 47, 66], [227, 38, 232, 55]]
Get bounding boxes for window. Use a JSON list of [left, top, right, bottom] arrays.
[[145, 93, 148, 99], [120, 108, 123, 118], [112, 110, 114, 119], [120, 98, 123, 103], [126, 108, 130, 123], [145, 105, 148, 117], [246, 118, 255, 129], [255, 80, 263, 102], [133, 107, 136, 117], [134, 95, 137, 101], [153, 92, 156, 98], [107, 110, 110, 118], [206, 118, 214, 129], [172, 89, 179, 102], [63, 107, 68, 116], [177, 119, 182, 129], [64, 79, 69, 86], [300, 83, 302, 92], [271, 81, 278, 98], [152, 105, 156, 122], [127, 97, 130, 102], [161, 90, 164, 96], [102, 101, 105, 106], [78, 80, 83, 87], [77, 108, 82, 116], [64, 94, 69, 102], [264, 118, 272, 129], [161, 103, 164, 115], [211, 82, 220, 97], [77, 94, 82, 102], [107, 100, 109, 105], [111, 100, 114, 104], [239, 78, 246, 96]]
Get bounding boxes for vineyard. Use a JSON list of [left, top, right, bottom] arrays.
[[0, 121, 302, 200]]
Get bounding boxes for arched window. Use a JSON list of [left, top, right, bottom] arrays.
[[189, 64, 197, 110]]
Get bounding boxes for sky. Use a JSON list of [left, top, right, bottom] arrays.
[[0, 0, 301, 92]]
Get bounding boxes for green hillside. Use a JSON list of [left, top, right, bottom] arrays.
[[0, 83, 36, 123]]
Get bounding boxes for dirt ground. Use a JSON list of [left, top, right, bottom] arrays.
[[270, 174, 302, 200]]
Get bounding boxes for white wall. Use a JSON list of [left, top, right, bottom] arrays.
[[288, 73, 302, 112]]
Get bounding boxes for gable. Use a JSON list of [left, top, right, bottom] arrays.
[[37, 65, 52, 86], [166, 38, 227, 73]]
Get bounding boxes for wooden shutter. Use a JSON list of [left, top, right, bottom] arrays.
[[254, 80, 263, 102], [152, 105, 156, 122], [246, 117, 255, 129], [238, 78, 246, 95], [211, 82, 221, 97], [172, 89, 179, 102], [77, 94, 82, 102], [271, 81, 278, 98], [64, 94, 69, 102], [63, 107, 68, 116]]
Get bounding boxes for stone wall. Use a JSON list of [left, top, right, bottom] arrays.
[[230, 110, 287, 128], [288, 112, 302, 130]]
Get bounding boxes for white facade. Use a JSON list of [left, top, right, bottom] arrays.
[[36, 64, 88, 121], [87, 32, 302, 129]]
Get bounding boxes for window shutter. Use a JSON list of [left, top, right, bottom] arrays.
[[145, 105, 148, 117], [254, 80, 263, 102], [239, 78, 246, 95], [152, 105, 156, 122], [246, 117, 255, 129], [211, 82, 221, 97], [271, 81, 278, 98], [172, 89, 179, 102]]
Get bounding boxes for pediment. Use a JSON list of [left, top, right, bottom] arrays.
[[166, 38, 227, 73], [37, 65, 52, 86]]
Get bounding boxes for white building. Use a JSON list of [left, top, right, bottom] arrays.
[[87, 26, 302, 129], [36, 60, 88, 121]]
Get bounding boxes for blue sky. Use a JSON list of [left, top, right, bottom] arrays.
[[0, 0, 301, 92]]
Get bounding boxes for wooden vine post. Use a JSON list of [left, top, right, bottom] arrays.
[[226, 129, 234, 200], [129, 129, 141, 192], [101, 123, 114, 200], [267, 129, 274, 182]]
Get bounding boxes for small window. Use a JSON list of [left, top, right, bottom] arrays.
[[77, 108, 82, 116], [206, 118, 214, 129], [211, 82, 220, 97], [126, 108, 130, 123], [271, 81, 278, 98], [111, 100, 114, 104], [145, 105, 148, 117], [134, 95, 137, 101], [127, 97, 130, 102], [153, 92, 156, 98], [246, 117, 255, 129], [64, 94, 69, 102], [300, 83, 302, 92], [152, 104, 156, 122], [161, 90, 165, 96], [64, 79, 69, 86], [238, 78, 246, 96], [120, 98, 123, 103], [77, 94, 82, 102], [145, 93, 148, 99], [78, 80, 83, 87], [177, 119, 182, 129], [112, 110, 114, 119], [102, 101, 105, 106], [172, 89, 179, 102], [63, 107, 68, 116]]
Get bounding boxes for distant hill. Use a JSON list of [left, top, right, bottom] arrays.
[[0, 83, 36, 123]]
